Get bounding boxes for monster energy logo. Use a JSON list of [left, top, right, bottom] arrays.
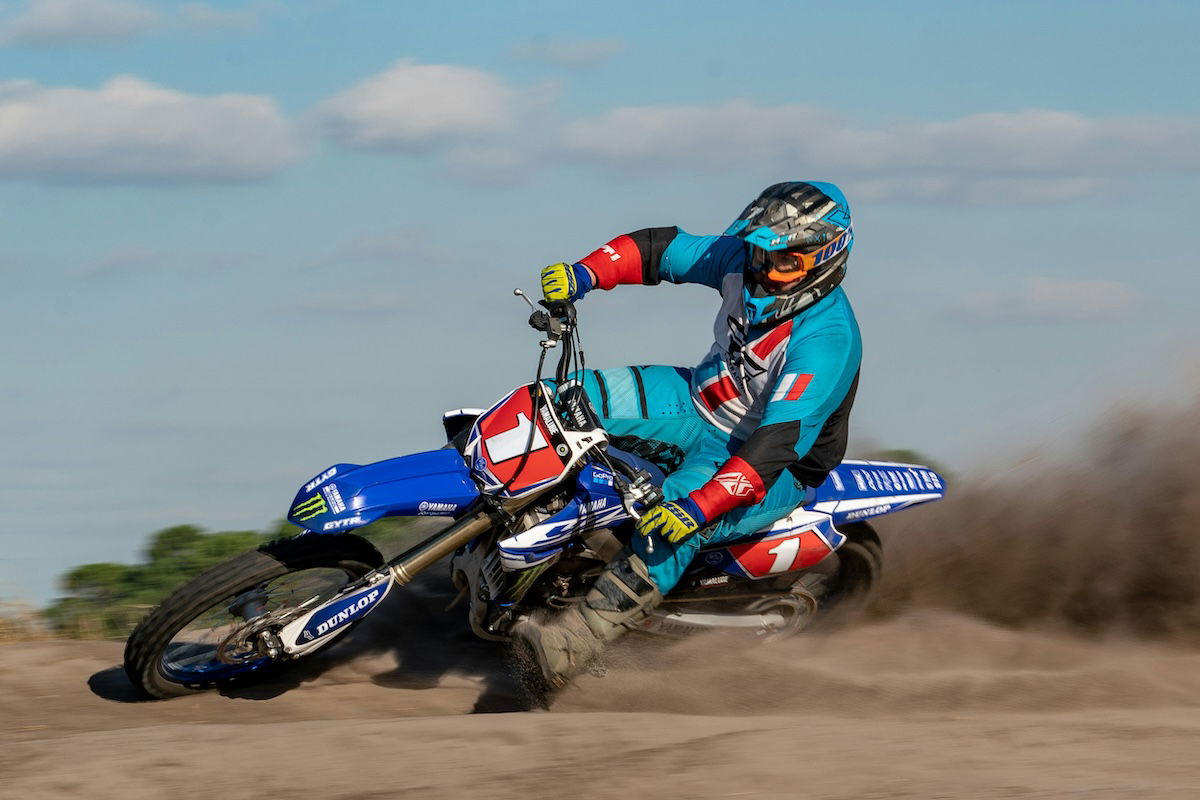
[[291, 494, 327, 521], [508, 562, 549, 602]]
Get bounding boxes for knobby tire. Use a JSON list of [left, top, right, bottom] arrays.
[[123, 533, 383, 699]]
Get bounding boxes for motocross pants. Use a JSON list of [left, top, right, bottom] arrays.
[[576, 365, 810, 594]]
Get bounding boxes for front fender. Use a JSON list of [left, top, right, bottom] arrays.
[[288, 449, 480, 534]]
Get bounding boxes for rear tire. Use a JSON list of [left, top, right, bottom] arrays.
[[831, 521, 884, 606], [123, 534, 383, 699]]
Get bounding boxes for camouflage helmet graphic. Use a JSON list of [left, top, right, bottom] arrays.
[[726, 181, 853, 325]]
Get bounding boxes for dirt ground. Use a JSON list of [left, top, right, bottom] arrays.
[[6, 401, 1199, 799], [4, 586, 1200, 800]]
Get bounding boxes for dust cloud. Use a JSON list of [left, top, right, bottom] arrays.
[[871, 397, 1200, 643]]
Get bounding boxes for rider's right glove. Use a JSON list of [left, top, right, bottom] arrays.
[[540, 262, 595, 303], [637, 456, 765, 545], [635, 497, 707, 544]]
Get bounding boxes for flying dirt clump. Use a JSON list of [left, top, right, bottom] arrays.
[[870, 397, 1200, 644]]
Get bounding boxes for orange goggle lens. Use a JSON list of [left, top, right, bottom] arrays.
[[751, 248, 817, 285]]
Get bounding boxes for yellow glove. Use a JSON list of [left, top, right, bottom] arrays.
[[635, 498, 706, 544], [540, 262, 593, 302]]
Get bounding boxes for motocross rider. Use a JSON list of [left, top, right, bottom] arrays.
[[513, 182, 862, 687]]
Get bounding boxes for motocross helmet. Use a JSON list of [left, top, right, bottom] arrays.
[[725, 181, 853, 326]]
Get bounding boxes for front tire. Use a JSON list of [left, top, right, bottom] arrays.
[[123, 533, 383, 699]]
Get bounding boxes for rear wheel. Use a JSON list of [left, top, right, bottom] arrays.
[[123, 534, 383, 699], [830, 521, 884, 607]]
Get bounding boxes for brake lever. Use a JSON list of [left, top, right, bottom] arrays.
[[619, 471, 663, 554]]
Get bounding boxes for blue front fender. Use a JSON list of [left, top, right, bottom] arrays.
[[287, 449, 480, 534]]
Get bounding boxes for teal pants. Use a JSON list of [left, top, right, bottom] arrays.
[[578, 366, 809, 593]]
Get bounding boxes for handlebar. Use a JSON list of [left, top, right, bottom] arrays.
[[515, 290, 661, 549], [527, 298, 575, 341]]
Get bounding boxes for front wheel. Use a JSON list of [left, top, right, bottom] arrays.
[[123, 533, 383, 699]]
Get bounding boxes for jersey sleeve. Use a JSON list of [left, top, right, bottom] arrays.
[[658, 232, 747, 290], [576, 228, 746, 292]]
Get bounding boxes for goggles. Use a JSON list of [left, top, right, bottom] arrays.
[[748, 226, 853, 287], [750, 247, 817, 285]]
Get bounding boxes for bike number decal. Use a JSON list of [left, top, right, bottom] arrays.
[[483, 412, 549, 462], [766, 537, 801, 573], [468, 385, 569, 495], [725, 528, 833, 578]]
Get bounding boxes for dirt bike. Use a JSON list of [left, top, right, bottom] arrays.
[[124, 294, 946, 699]]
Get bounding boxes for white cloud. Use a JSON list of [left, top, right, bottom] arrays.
[[309, 70, 1199, 202], [952, 278, 1142, 325], [510, 37, 625, 67], [560, 100, 822, 169], [318, 59, 518, 151], [558, 102, 1200, 203], [0, 0, 159, 45], [848, 176, 1110, 206], [0, 76, 303, 183], [0, 0, 268, 45], [852, 110, 1200, 174]]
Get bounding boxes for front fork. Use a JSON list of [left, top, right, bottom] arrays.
[[256, 508, 506, 658]]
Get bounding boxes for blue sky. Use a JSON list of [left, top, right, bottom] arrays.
[[3, 0, 1198, 605]]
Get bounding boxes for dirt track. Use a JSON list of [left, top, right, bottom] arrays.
[[5, 584, 1200, 800], [6, 401, 1200, 799]]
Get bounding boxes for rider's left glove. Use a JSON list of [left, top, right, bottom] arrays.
[[635, 497, 707, 544], [541, 262, 595, 303]]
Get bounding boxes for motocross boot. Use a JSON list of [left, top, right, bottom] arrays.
[[512, 552, 663, 688]]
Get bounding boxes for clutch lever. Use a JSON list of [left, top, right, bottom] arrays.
[[514, 289, 563, 346]]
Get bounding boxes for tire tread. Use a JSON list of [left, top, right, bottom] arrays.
[[123, 534, 382, 699]]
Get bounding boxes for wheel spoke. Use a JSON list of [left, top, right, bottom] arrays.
[[125, 534, 383, 698], [160, 567, 359, 681]]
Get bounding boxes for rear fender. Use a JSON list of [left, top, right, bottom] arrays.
[[287, 449, 480, 534], [685, 460, 945, 583], [808, 459, 946, 525]]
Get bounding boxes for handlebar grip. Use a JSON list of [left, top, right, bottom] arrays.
[[541, 299, 577, 323]]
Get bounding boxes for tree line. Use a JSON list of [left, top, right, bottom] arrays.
[[41, 517, 426, 639]]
